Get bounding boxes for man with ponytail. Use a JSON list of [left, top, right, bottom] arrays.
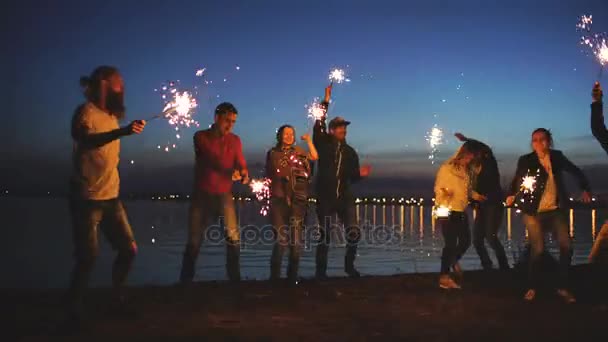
[[68, 66, 146, 322]]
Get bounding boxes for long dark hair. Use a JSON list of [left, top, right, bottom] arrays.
[[79, 66, 125, 120], [80, 66, 119, 103], [275, 124, 295, 148]]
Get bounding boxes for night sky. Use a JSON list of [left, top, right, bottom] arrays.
[[4, 0, 608, 195]]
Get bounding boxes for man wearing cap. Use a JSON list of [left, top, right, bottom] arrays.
[[313, 85, 371, 279], [589, 82, 608, 263]]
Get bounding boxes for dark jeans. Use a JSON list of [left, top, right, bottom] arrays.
[[315, 198, 361, 275], [68, 198, 137, 310], [440, 212, 471, 274], [180, 191, 240, 283], [523, 210, 571, 289], [270, 197, 306, 281], [473, 203, 509, 270]]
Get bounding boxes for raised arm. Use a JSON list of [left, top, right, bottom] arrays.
[[301, 133, 318, 161], [313, 85, 332, 148], [591, 82, 608, 154]]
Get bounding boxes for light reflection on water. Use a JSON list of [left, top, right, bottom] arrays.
[[1, 198, 605, 289]]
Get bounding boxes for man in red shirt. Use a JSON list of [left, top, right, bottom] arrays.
[[180, 102, 249, 283]]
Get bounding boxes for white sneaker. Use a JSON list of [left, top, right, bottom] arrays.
[[439, 275, 462, 290], [556, 289, 576, 304], [524, 289, 536, 302]]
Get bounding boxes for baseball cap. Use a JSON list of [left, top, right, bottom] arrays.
[[328, 116, 351, 129]]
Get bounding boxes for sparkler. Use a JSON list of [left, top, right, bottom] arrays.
[[514, 169, 541, 203], [425, 124, 444, 164], [150, 80, 200, 152], [328, 68, 350, 85], [249, 178, 272, 216], [577, 14, 608, 78], [520, 175, 537, 193], [433, 205, 451, 218], [306, 97, 327, 122]]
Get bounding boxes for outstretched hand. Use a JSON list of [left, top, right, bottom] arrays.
[[125, 120, 146, 135], [593, 82, 603, 102]]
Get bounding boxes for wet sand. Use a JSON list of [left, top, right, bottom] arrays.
[[6, 265, 608, 341]]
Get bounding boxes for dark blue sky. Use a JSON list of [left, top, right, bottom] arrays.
[[4, 0, 608, 193]]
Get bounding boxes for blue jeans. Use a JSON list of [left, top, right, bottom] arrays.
[[180, 191, 240, 282], [270, 197, 307, 281], [590, 221, 608, 263], [523, 210, 571, 289], [68, 198, 136, 309]]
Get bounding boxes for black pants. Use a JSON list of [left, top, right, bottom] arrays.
[[68, 198, 137, 310], [270, 197, 306, 281], [315, 198, 361, 275], [473, 203, 509, 270], [440, 212, 471, 274]]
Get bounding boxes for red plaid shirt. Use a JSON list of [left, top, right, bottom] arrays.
[[193, 126, 247, 194]]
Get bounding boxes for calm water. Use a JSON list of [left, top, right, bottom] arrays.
[[2, 198, 606, 289]]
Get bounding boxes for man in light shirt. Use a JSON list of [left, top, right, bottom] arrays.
[[69, 66, 146, 321]]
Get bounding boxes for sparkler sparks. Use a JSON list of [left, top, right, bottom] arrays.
[[154, 80, 200, 153], [521, 175, 537, 193], [434, 206, 451, 218], [425, 124, 444, 164], [249, 178, 272, 216], [306, 97, 327, 122], [577, 14, 608, 67], [195, 68, 206, 77], [328, 68, 350, 84]]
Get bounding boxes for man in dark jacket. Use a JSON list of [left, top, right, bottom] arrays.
[[455, 133, 509, 270], [313, 85, 371, 279], [589, 82, 608, 262]]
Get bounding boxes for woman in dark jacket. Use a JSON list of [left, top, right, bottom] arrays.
[[266, 125, 318, 284], [506, 128, 591, 303], [455, 133, 510, 271]]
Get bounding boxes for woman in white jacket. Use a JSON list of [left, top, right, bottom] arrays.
[[434, 141, 484, 289]]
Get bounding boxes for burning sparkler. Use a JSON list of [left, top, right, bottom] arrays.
[[514, 169, 541, 202], [425, 124, 444, 164], [577, 14, 608, 77], [249, 178, 272, 216], [195, 68, 206, 77], [328, 68, 350, 85], [520, 175, 537, 193], [306, 97, 327, 122], [150, 80, 200, 152], [434, 205, 451, 218]]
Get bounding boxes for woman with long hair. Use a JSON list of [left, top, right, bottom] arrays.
[[506, 128, 591, 303], [266, 125, 318, 284], [434, 141, 484, 289]]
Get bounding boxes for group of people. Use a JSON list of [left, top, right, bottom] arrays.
[[67, 65, 608, 320], [433, 81, 608, 303]]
